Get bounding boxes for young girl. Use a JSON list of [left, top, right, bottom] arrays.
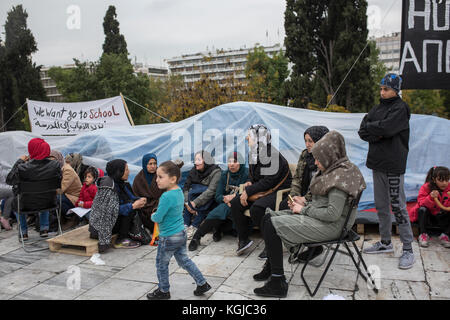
[[147, 161, 211, 300], [76, 167, 101, 209], [409, 166, 450, 248]]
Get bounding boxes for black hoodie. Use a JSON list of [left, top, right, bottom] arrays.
[[358, 96, 411, 174]]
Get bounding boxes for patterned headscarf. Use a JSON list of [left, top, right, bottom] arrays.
[[309, 131, 366, 198], [304, 126, 330, 143], [50, 150, 65, 169], [248, 124, 271, 165]]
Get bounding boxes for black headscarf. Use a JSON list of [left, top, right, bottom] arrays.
[[301, 126, 330, 195], [190, 150, 219, 183], [106, 159, 132, 204]]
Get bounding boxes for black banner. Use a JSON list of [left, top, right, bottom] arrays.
[[400, 0, 450, 89]]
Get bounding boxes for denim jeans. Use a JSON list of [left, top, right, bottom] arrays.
[[14, 211, 49, 234], [183, 184, 216, 228], [156, 229, 206, 293], [57, 194, 75, 217]]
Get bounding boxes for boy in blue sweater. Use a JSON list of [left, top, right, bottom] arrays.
[[147, 160, 211, 300]]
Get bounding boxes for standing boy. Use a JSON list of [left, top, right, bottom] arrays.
[[358, 73, 415, 270]]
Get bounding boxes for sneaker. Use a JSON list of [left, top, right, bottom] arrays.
[[254, 275, 288, 298], [236, 239, 254, 256], [439, 234, 450, 248], [193, 282, 212, 296], [147, 288, 170, 300], [418, 233, 430, 248], [0, 217, 12, 230], [39, 230, 49, 238], [258, 248, 267, 260], [19, 233, 29, 242], [114, 238, 141, 249], [363, 241, 394, 254], [187, 226, 197, 240], [399, 250, 415, 269], [253, 261, 271, 281], [188, 238, 200, 251]]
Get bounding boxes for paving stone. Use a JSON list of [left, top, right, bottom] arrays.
[[0, 260, 25, 278], [208, 291, 253, 300], [286, 284, 354, 300], [420, 249, 450, 272], [44, 265, 116, 291], [0, 268, 56, 298], [76, 278, 156, 300], [427, 270, 450, 299], [12, 283, 86, 300], [163, 273, 225, 300], [80, 246, 148, 268], [23, 253, 88, 273], [354, 277, 430, 300], [0, 247, 51, 266], [112, 258, 179, 283], [177, 254, 244, 278]]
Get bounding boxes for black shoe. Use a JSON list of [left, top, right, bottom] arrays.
[[39, 230, 49, 238], [297, 246, 324, 263], [19, 233, 29, 242], [253, 275, 288, 298], [236, 239, 254, 256], [213, 230, 222, 242], [188, 238, 200, 251], [253, 261, 271, 281], [193, 282, 212, 296], [147, 288, 170, 300], [258, 248, 267, 260]]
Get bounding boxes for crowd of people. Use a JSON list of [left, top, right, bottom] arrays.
[[0, 73, 449, 299]]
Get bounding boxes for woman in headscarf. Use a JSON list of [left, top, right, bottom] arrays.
[[65, 153, 89, 183], [252, 131, 366, 298], [132, 153, 164, 231], [182, 150, 222, 239], [188, 152, 248, 251], [6, 138, 61, 239], [106, 159, 147, 249], [230, 124, 292, 257], [278, 125, 329, 261]]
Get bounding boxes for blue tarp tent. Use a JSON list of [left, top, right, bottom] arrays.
[[1, 101, 449, 211]]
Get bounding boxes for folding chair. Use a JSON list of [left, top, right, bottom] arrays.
[[16, 178, 63, 253], [299, 191, 379, 297]]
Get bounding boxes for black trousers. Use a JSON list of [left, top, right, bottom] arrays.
[[418, 207, 450, 236], [193, 218, 234, 240], [262, 214, 284, 275], [230, 192, 277, 241]]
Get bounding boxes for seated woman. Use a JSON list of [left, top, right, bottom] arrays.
[[183, 150, 222, 238], [278, 125, 329, 261], [49, 150, 82, 229], [65, 153, 89, 184], [230, 124, 292, 257], [132, 153, 163, 232], [6, 138, 62, 239], [188, 152, 248, 251], [252, 131, 366, 298]]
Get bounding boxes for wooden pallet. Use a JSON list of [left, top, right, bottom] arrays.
[[47, 225, 117, 257]]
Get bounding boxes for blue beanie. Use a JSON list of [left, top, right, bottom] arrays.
[[380, 73, 402, 93]]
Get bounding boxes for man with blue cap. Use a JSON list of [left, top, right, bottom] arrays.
[[358, 73, 415, 270]]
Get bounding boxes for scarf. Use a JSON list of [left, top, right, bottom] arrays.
[[49, 150, 65, 169], [28, 138, 50, 160], [65, 153, 83, 175], [309, 131, 366, 198], [142, 153, 157, 188], [106, 159, 131, 204], [225, 152, 247, 194], [304, 126, 330, 143], [248, 124, 271, 165]]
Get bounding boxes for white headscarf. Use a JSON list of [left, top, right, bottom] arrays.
[[248, 124, 271, 165]]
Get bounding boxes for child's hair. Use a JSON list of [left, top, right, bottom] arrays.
[[84, 166, 99, 181], [425, 166, 450, 191], [158, 160, 182, 183]]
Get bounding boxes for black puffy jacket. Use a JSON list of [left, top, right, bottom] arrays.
[[6, 158, 62, 211], [358, 96, 411, 174]]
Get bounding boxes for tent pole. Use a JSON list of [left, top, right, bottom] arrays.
[[120, 92, 135, 126]]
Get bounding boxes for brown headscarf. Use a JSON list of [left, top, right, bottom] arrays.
[[50, 150, 65, 169], [309, 131, 366, 198], [65, 153, 83, 175]]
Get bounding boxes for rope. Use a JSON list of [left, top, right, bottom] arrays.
[[323, 0, 400, 111], [123, 96, 171, 123], [0, 101, 28, 131]]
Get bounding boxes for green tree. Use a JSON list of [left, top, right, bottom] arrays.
[[245, 46, 289, 105], [0, 5, 46, 131], [368, 40, 388, 110], [402, 90, 447, 118], [284, 0, 374, 112], [102, 6, 128, 55]]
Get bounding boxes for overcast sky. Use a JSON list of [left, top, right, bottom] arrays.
[[0, 0, 403, 68]]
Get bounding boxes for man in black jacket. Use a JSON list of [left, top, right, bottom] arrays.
[[358, 73, 415, 270], [6, 138, 62, 240]]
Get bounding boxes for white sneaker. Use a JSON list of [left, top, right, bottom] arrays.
[[187, 226, 197, 240]]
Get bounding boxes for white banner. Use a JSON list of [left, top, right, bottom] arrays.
[[27, 96, 132, 136]]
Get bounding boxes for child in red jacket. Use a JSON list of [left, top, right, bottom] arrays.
[[409, 166, 450, 248], [76, 166, 103, 209]]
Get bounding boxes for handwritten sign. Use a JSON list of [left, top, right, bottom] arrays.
[[400, 0, 450, 89], [27, 96, 132, 136]]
